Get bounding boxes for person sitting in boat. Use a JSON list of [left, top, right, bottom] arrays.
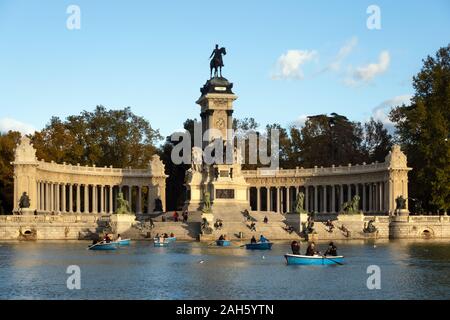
[[250, 236, 257, 244], [263, 216, 269, 224], [291, 241, 300, 255], [116, 234, 122, 242], [305, 242, 318, 256], [218, 235, 225, 241], [103, 234, 112, 243], [170, 233, 175, 238], [259, 235, 269, 243], [325, 242, 338, 256], [163, 233, 169, 239]]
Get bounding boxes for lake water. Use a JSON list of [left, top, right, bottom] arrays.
[[0, 240, 449, 300]]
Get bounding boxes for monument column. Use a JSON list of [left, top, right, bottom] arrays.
[[256, 187, 261, 212], [55, 184, 60, 213], [266, 187, 270, 212], [323, 186, 327, 213], [76, 184, 81, 213], [100, 185, 105, 214], [137, 186, 142, 214], [314, 186, 318, 213], [50, 183, 54, 212], [84, 185, 89, 213], [362, 184, 367, 212], [61, 184, 66, 213], [331, 185, 336, 213], [305, 186, 309, 212], [69, 184, 73, 213], [109, 186, 114, 214], [276, 187, 280, 213], [93, 185, 97, 214], [128, 186, 133, 213], [286, 187, 290, 213]]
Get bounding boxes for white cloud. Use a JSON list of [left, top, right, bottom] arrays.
[[328, 37, 358, 72], [292, 114, 309, 128], [272, 50, 318, 80], [370, 94, 412, 132], [0, 118, 36, 135], [346, 50, 390, 86]]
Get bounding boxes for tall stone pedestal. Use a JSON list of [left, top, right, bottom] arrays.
[[184, 76, 250, 219]]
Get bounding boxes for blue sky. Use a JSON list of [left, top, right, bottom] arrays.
[[0, 0, 449, 140]]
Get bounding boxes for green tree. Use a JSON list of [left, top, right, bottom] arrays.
[[362, 118, 393, 163], [0, 131, 22, 214], [296, 113, 365, 168], [390, 44, 450, 212], [32, 106, 162, 168]]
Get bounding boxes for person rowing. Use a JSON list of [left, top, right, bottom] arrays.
[[324, 242, 338, 256], [259, 235, 269, 243], [291, 241, 300, 255], [305, 242, 319, 256]]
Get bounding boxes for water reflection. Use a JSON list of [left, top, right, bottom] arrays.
[[0, 240, 449, 300]]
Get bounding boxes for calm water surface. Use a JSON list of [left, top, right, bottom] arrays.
[[0, 240, 449, 300]]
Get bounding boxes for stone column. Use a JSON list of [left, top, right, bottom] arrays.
[[100, 185, 105, 214], [84, 185, 89, 213], [128, 186, 133, 212], [286, 187, 290, 213], [55, 184, 60, 213], [361, 184, 365, 212], [305, 186, 309, 212], [36, 182, 41, 212], [49, 183, 54, 213], [61, 184, 66, 213], [92, 185, 97, 214], [323, 186, 327, 213], [76, 184, 81, 214], [276, 187, 281, 213], [109, 186, 114, 214], [314, 186, 318, 213], [137, 186, 142, 214], [368, 183, 373, 213], [147, 186, 153, 214], [331, 185, 336, 213], [266, 187, 270, 212], [68, 184, 73, 213], [256, 187, 261, 212]]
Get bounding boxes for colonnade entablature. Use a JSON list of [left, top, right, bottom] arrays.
[[12, 136, 167, 215], [242, 145, 412, 216]]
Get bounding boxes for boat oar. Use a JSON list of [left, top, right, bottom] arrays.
[[322, 255, 344, 266]]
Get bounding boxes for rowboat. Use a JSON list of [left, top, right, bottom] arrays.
[[245, 242, 273, 250], [153, 237, 176, 243], [154, 240, 170, 247], [284, 254, 345, 265], [88, 242, 118, 251], [216, 240, 231, 247], [115, 239, 131, 246]]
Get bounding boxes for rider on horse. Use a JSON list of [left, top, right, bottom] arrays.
[[210, 44, 226, 78]]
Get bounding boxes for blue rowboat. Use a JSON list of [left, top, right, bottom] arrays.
[[216, 240, 231, 247], [284, 254, 345, 266], [116, 239, 131, 246], [245, 242, 273, 250], [88, 242, 118, 251], [166, 237, 177, 243]]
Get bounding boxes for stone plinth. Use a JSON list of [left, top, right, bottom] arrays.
[[337, 213, 365, 222], [110, 214, 136, 234]]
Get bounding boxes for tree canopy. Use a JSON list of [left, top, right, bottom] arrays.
[[390, 44, 450, 212]]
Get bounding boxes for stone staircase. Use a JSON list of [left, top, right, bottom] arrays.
[[200, 210, 300, 241]]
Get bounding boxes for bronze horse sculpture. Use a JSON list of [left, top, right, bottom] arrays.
[[210, 47, 226, 78]]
